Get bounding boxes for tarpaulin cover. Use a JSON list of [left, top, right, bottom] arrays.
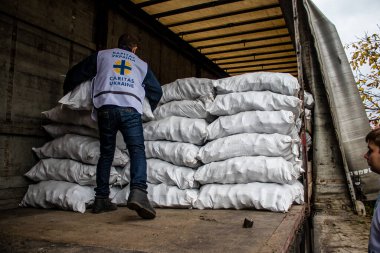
[[304, 0, 380, 200]]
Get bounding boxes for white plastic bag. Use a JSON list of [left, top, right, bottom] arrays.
[[143, 116, 208, 145], [20, 180, 94, 213], [304, 91, 314, 109], [284, 180, 304, 204], [207, 90, 302, 118], [147, 159, 198, 189], [58, 80, 154, 121], [32, 134, 129, 166], [115, 165, 130, 186], [212, 72, 300, 96], [111, 185, 130, 205], [193, 181, 303, 212], [153, 95, 213, 120], [145, 140, 201, 168], [207, 110, 295, 140], [197, 133, 298, 163], [142, 98, 155, 122], [160, 77, 214, 104], [42, 124, 98, 138], [59, 80, 93, 110], [194, 156, 303, 185], [42, 124, 127, 151], [148, 183, 199, 208], [111, 183, 199, 208], [25, 158, 119, 186], [42, 105, 97, 129], [118, 159, 198, 189]]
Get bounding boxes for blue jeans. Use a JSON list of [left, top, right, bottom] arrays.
[[95, 106, 147, 198]]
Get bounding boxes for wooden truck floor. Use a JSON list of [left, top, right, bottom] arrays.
[[0, 205, 305, 253]]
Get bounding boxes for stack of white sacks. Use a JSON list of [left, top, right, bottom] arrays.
[[142, 78, 215, 208], [21, 71, 307, 213], [194, 73, 305, 212], [20, 80, 154, 213]]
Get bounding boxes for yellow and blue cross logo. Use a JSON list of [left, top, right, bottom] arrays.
[[113, 60, 132, 75]]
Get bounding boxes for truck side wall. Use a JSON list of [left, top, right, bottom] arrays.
[[0, 0, 220, 210]]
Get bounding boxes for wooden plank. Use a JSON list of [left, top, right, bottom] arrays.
[[0, 136, 45, 178], [261, 205, 306, 252], [0, 0, 96, 50], [107, 9, 139, 49], [0, 206, 305, 252], [147, 35, 162, 82], [159, 43, 172, 84], [0, 14, 13, 123], [167, 48, 179, 83], [177, 54, 190, 79], [70, 43, 93, 68], [313, 211, 371, 252], [12, 22, 70, 122], [0, 198, 23, 210], [0, 120, 45, 136], [0, 187, 27, 200], [0, 176, 30, 189]]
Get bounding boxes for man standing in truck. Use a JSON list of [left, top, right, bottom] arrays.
[[364, 128, 380, 252], [63, 33, 163, 219]]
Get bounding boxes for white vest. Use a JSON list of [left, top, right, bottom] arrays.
[[92, 48, 148, 114]]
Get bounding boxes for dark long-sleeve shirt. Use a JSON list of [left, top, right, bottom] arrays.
[[63, 51, 162, 111]]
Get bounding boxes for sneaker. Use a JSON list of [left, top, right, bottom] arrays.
[[92, 197, 118, 214], [127, 188, 156, 219]]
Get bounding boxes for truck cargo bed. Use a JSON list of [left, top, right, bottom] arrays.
[[0, 205, 305, 253]]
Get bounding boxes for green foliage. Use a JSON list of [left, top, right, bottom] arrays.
[[346, 27, 380, 127]]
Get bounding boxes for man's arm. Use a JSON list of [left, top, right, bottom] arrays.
[[143, 68, 163, 111], [63, 52, 98, 94]]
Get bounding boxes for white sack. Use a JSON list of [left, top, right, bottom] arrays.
[[32, 134, 129, 166], [42, 124, 128, 151], [304, 91, 315, 109], [43, 124, 98, 139], [118, 159, 198, 189], [153, 95, 213, 120], [296, 118, 302, 132], [290, 127, 300, 140], [20, 180, 94, 213], [207, 90, 302, 118], [111, 185, 130, 205], [160, 77, 214, 104], [42, 105, 97, 129], [213, 72, 300, 96], [115, 165, 130, 186], [147, 159, 198, 189], [58, 80, 154, 121], [109, 186, 124, 203], [197, 133, 298, 164], [207, 110, 295, 140], [193, 181, 304, 212], [194, 156, 303, 185], [305, 108, 312, 121], [284, 180, 304, 204], [59, 80, 93, 110], [111, 183, 199, 208], [145, 140, 201, 168], [148, 183, 199, 208], [142, 98, 155, 122], [25, 158, 119, 186], [143, 116, 208, 145]]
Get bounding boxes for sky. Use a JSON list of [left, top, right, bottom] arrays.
[[311, 0, 380, 52]]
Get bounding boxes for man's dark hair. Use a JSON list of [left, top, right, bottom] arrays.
[[365, 128, 380, 146], [118, 33, 140, 50]]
